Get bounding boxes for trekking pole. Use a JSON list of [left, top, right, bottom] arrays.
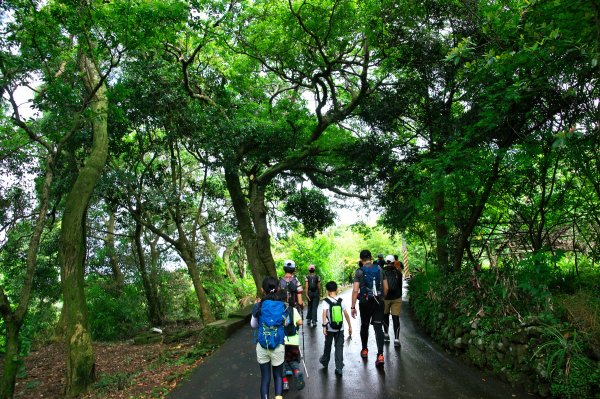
[[300, 322, 309, 379]]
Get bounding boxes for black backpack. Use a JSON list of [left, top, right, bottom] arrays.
[[283, 305, 297, 336], [279, 276, 299, 307], [384, 266, 402, 299], [307, 275, 319, 292]]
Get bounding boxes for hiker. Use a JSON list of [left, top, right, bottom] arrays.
[[319, 281, 352, 375], [282, 300, 305, 391], [393, 254, 404, 273], [279, 260, 304, 311], [374, 253, 385, 268], [251, 276, 287, 399], [383, 255, 403, 347], [304, 264, 321, 327], [351, 249, 388, 367]]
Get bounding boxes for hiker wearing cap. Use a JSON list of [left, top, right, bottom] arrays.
[[319, 281, 352, 375], [351, 249, 388, 367], [304, 265, 321, 327], [383, 255, 403, 347], [374, 253, 386, 268], [279, 260, 303, 311]]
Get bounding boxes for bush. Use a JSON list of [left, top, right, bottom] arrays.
[[409, 254, 600, 398], [86, 275, 148, 341]]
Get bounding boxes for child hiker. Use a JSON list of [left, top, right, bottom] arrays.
[[282, 301, 305, 391], [319, 281, 352, 375], [251, 276, 287, 399]]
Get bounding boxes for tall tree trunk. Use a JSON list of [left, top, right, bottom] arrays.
[[0, 155, 53, 399], [249, 180, 277, 276], [0, 322, 20, 399], [224, 167, 275, 293], [61, 53, 108, 397], [452, 153, 503, 271], [223, 237, 241, 284], [433, 190, 449, 274], [105, 210, 124, 292], [133, 221, 164, 326], [181, 250, 215, 324]]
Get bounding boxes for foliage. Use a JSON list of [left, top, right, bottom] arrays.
[[86, 276, 148, 341], [409, 253, 600, 398], [283, 189, 335, 237]]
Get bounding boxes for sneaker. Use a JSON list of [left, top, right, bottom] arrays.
[[394, 338, 401, 348], [319, 356, 328, 368], [312, 322, 317, 328], [283, 380, 289, 391], [375, 354, 385, 367], [384, 332, 390, 342], [335, 368, 343, 376], [296, 371, 305, 390], [360, 348, 368, 358]]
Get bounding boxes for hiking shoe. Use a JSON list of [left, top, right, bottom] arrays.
[[283, 380, 289, 391], [296, 372, 305, 390], [360, 348, 368, 358], [394, 338, 401, 348], [319, 356, 328, 368], [335, 368, 343, 376], [383, 332, 390, 342], [375, 354, 385, 367]]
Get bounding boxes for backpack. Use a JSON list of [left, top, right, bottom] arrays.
[[359, 264, 383, 301], [256, 300, 286, 349], [324, 298, 343, 331], [283, 305, 297, 337], [279, 276, 299, 307], [384, 266, 402, 299], [307, 275, 319, 292]]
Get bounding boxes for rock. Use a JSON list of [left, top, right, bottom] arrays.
[[438, 312, 445, 320], [475, 338, 484, 351], [497, 342, 505, 351], [454, 337, 464, 348], [228, 304, 254, 321], [470, 320, 478, 330]]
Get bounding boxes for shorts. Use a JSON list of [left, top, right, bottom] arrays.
[[256, 343, 285, 366], [384, 297, 402, 316]]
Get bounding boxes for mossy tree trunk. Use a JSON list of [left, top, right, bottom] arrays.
[[61, 53, 108, 398], [133, 220, 164, 326], [0, 152, 54, 399]]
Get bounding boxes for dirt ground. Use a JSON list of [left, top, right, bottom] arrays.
[[9, 327, 209, 399]]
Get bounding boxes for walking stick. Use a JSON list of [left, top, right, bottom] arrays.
[[297, 304, 309, 379]]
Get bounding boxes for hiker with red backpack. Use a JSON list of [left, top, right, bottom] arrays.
[[351, 249, 388, 367], [383, 254, 403, 348], [304, 264, 321, 327], [251, 276, 288, 399], [319, 281, 352, 375]]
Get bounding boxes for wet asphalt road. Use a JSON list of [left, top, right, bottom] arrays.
[[167, 284, 537, 399]]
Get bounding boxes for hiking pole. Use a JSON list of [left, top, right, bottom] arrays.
[[300, 322, 309, 379]]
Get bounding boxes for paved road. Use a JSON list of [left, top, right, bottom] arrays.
[[168, 284, 536, 399]]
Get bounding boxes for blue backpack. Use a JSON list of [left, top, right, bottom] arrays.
[[359, 264, 383, 301], [256, 300, 286, 349]]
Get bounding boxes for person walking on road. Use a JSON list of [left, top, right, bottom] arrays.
[[251, 277, 287, 399], [351, 249, 388, 367], [304, 265, 321, 327], [279, 260, 304, 311], [319, 281, 352, 375], [383, 255, 403, 348]]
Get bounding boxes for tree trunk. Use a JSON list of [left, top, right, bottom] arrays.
[[0, 154, 54, 399], [61, 53, 108, 397], [452, 153, 503, 271], [105, 210, 125, 292], [133, 221, 164, 326], [433, 190, 449, 274], [223, 237, 241, 284], [181, 250, 215, 324], [0, 321, 20, 399], [249, 180, 277, 276], [224, 167, 276, 293]]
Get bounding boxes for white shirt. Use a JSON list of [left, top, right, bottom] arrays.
[[322, 295, 347, 332]]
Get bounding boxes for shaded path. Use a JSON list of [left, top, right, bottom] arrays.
[[168, 284, 536, 399]]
